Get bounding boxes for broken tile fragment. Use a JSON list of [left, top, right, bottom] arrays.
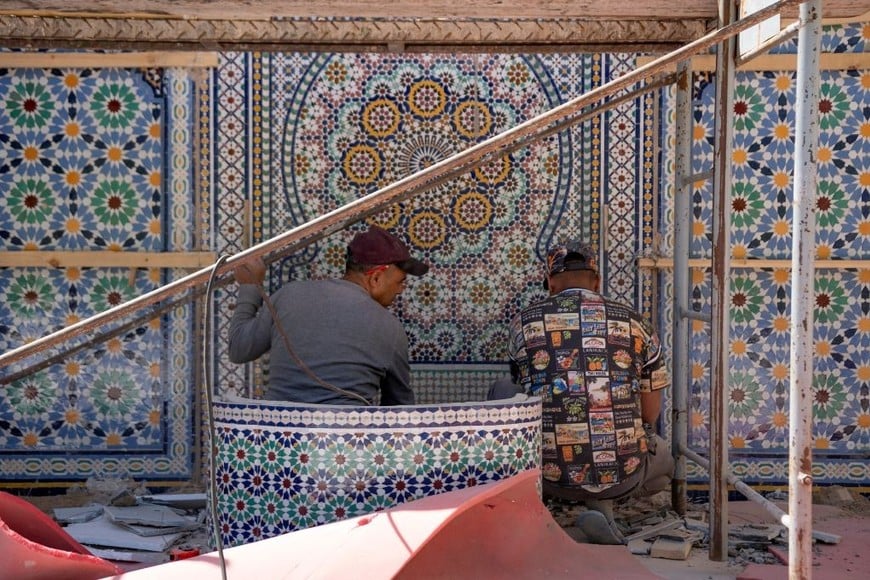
[[650, 537, 694, 560]]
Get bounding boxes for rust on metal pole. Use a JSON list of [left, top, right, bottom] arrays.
[[789, 1, 822, 578], [708, 0, 736, 562]]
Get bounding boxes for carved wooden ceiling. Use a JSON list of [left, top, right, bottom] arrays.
[[0, 0, 867, 53]]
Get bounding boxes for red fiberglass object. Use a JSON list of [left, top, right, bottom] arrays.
[[111, 470, 657, 579], [0, 490, 122, 580]]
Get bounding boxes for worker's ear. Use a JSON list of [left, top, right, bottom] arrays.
[[364, 270, 381, 291], [364, 264, 389, 293]]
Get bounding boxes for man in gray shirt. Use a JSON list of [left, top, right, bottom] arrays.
[[228, 225, 428, 406]]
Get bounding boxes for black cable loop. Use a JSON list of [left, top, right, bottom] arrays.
[[255, 285, 372, 406], [203, 255, 229, 580]]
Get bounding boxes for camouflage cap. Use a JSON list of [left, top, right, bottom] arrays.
[[546, 239, 598, 277]]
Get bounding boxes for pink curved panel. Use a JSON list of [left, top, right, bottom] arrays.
[[112, 471, 657, 579], [0, 491, 121, 580]]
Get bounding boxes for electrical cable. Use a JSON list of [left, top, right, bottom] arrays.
[[203, 255, 229, 580], [255, 285, 372, 406], [200, 257, 371, 580]]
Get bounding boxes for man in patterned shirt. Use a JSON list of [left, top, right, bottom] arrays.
[[507, 239, 673, 544]]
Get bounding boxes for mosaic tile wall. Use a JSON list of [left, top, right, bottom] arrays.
[[1, 21, 866, 487], [0, 67, 197, 481], [210, 51, 655, 404], [659, 23, 870, 484]]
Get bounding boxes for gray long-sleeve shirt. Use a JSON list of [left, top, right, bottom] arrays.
[[228, 279, 414, 406]]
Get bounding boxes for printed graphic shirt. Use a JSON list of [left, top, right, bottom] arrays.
[[508, 288, 668, 491]]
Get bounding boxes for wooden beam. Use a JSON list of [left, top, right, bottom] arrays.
[[0, 1, 864, 52], [638, 257, 870, 269], [0, 251, 216, 269], [0, 51, 219, 68], [0, 1, 866, 21], [637, 52, 870, 71]]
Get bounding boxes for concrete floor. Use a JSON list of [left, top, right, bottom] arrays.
[[624, 498, 870, 580]]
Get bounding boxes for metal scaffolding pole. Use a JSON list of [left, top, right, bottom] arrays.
[[671, 59, 693, 517], [680, 444, 840, 545], [789, 1, 822, 577], [709, 0, 737, 562]]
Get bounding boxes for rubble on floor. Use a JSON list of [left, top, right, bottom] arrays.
[[18, 478, 211, 568], [548, 490, 788, 567], [548, 484, 870, 576]]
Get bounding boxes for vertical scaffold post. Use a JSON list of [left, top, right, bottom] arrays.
[[709, 0, 737, 561], [789, 1, 822, 578], [671, 60, 693, 517]]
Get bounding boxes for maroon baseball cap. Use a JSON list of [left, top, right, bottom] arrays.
[[348, 225, 429, 276]]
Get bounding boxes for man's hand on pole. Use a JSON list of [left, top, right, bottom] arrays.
[[234, 257, 267, 286]]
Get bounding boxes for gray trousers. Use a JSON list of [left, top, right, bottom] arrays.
[[543, 434, 675, 502]]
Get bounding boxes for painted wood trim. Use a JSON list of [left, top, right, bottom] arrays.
[[0, 251, 217, 269], [0, 51, 219, 68]]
